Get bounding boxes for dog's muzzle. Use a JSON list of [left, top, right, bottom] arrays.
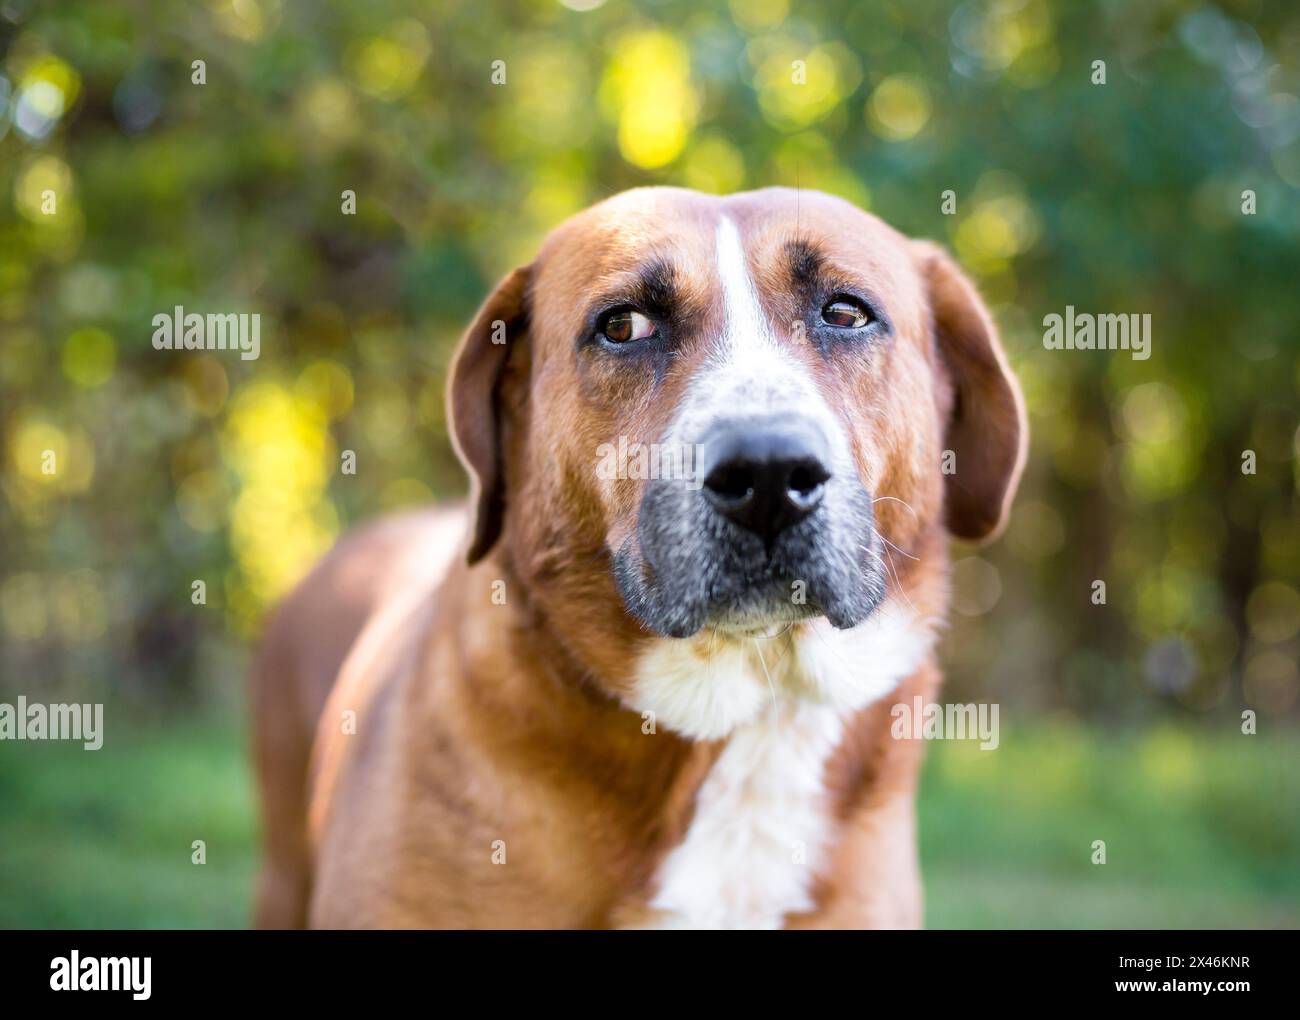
[[614, 413, 886, 638]]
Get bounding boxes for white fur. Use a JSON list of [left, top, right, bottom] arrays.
[[715, 216, 777, 355], [631, 600, 936, 929], [790, 601, 938, 713], [631, 636, 767, 741], [647, 698, 845, 929], [629, 599, 935, 740]]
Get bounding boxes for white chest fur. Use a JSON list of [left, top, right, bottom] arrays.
[[629, 600, 935, 929], [646, 698, 845, 928]]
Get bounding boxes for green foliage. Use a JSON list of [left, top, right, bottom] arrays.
[[2, 0, 1297, 714], [2, 0, 1298, 712]]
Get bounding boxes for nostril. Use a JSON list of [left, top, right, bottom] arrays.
[[787, 460, 830, 498], [704, 463, 755, 504]]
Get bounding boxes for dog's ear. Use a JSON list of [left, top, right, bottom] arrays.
[[448, 265, 532, 564], [913, 241, 1028, 542]]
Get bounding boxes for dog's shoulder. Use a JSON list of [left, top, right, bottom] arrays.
[[256, 506, 466, 701]]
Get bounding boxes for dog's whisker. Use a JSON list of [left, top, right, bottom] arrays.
[[879, 542, 919, 617], [752, 638, 779, 711], [872, 494, 920, 521], [878, 534, 919, 562]]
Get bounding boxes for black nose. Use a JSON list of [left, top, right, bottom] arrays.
[[700, 419, 831, 546]]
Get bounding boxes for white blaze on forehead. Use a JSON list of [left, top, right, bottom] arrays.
[[668, 215, 812, 430], [665, 215, 847, 466], [714, 216, 778, 355]]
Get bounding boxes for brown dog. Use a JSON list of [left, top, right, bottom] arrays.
[[250, 186, 1027, 929]]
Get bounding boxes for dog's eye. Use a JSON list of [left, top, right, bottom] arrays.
[[599, 309, 656, 344], [821, 298, 872, 329]]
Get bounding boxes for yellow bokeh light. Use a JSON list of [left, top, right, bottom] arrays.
[[953, 184, 1041, 273], [210, 0, 279, 41], [299, 78, 359, 144], [755, 43, 858, 132], [61, 327, 116, 388], [867, 74, 932, 141], [296, 360, 354, 420], [524, 162, 589, 229], [346, 21, 430, 101], [11, 419, 65, 484], [506, 43, 592, 150], [222, 381, 338, 613], [19, 53, 82, 107], [8, 417, 95, 500], [1006, 40, 1060, 89], [729, 0, 788, 32], [1119, 382, 1186, 444], [682, 135, 746, 194], [957, 0, 1054, 75], [15, 154, 73, 223], [1116, 383, 1204, 502], [15, 52, 81, 138], [601, 31, 697, 169]]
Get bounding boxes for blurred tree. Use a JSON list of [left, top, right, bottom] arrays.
[[0, 0, 1296, 722]]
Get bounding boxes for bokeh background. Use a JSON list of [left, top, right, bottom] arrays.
[[1, 0, 1298, 927]]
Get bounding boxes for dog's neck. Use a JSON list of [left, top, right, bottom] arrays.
[[439, 533, 944, 927]]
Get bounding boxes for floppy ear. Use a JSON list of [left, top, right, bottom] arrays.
[[913, 241, 1028, 542], [447, 265, 532, 564]]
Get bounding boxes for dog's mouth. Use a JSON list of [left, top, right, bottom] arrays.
[[612, 502, 887, 640], [710, 605, 820, 639]]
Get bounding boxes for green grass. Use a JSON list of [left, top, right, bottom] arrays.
[[0, 719, 256, 929], [1, 717, 1296, 928], [919, 723, 1300, 928]]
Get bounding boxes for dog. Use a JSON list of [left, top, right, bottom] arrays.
[[250, 186, 1027, 929]]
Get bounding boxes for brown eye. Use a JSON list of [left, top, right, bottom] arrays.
[[600, 309, 657, 344], [821, 298, 871, 329]]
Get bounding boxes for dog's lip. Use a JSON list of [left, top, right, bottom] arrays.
[[714, 620, 800, 639], [706, 601, 821, 638]]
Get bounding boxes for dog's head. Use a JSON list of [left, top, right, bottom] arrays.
[[450, 186, 1025, 659]]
